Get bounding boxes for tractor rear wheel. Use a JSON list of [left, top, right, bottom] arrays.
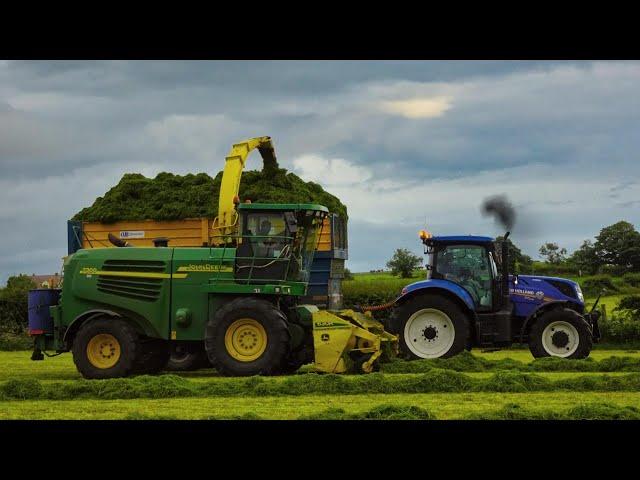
[[528, 308, 592, 359], [166, 342, 210, 371], [72, 316, 139, 379], [205, 297, 290, 376], [391, 294, 470, 360]]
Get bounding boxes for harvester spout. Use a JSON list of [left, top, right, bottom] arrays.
[[211, 136, 279, 245]]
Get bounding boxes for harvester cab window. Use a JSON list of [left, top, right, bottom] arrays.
[[434, 245, 493, 309], [234, 212, 292, 282], [242, 213, 289, 259]]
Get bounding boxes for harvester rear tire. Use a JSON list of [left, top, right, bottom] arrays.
[[205, 297, 290, 376], [392, 294, 470, 360], [72, 316, 139, 379], [528, 308, 592, 359]]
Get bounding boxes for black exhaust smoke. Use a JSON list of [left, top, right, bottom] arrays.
[[481, 195, 516, 308], [481, 195, 516, 231]]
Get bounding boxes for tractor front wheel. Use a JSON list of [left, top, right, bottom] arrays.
[[391, 294, 470, 360], [528, 308, 592, 359], [205, 297, 290, 376]]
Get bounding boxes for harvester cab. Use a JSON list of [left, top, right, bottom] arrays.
[[28, 136, 397, 379], [388, 230, 600, 360], [225, 202, 327, 286]]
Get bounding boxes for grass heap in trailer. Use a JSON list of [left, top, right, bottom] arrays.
[[73, 169, 347, 223]]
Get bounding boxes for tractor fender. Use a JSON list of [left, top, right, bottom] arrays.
[[396, 279, 476, 312], [63, 309, 158, 346], [519, 301, 591, 343]]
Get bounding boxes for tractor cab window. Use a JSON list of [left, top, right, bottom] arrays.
[[434, 245, 493, 308]]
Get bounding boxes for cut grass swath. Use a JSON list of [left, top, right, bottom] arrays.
[[4, 369, 640, 401], [381, 350, 640, 373]]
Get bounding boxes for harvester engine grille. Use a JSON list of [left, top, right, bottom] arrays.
[[97, 260, 166, 302]]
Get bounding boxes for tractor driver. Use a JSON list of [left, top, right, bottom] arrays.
[[437, 248, 491, 307]]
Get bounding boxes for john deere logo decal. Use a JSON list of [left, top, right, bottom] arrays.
[[177, 264, 233, 273]]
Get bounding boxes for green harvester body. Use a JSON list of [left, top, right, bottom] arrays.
[[42, 203, 326, 353]]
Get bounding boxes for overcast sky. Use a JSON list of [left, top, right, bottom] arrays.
[[1, 60, 639, 282]]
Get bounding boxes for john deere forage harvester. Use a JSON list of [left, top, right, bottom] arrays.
[[28, 137, 396, 379]]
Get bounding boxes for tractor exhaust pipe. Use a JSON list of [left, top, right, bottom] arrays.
[[502, 231, 511, 306]]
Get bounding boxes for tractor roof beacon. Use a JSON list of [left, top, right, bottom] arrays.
[[388, 230, 601, 360], [28, 137, 397, 379]]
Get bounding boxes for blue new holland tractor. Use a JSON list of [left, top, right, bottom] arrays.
[[387, 231, 601, 359]]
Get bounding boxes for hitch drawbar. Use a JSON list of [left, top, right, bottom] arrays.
[[305, 306, 398, 373]]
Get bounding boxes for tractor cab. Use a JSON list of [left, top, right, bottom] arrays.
[[423, 235, 502, 312], [232, 203, 329, 284], [418, 231, 514, 316]]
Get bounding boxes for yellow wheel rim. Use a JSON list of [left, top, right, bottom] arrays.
[[86, 333, 121, 369], [224, 318, 268, 362]]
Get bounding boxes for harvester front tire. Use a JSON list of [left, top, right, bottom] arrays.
[[528, 308, 592, 359], [72, 316, 139, 379], [205, 297, 290, 376], [392, 294, 470, 360]]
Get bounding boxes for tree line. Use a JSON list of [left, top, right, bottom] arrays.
[[507, 220, 640, 275], [384, 220, 640, 278]]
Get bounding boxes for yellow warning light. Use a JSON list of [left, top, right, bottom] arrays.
[[419, 230, 432, 240]]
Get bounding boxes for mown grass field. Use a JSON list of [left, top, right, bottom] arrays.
[[2, 271, 638, 420], [3, 349, 640, 420]]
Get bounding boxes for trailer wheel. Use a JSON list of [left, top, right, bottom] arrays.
[[166, 343, 210, 371], [72, 316, 139, 379], [529, 308, 592, 359], [132, 338, 170, 375], [393, 294, 470, 360], [205, 297, 290, 376]]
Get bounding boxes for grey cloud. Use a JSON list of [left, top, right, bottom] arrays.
[[617, 200, 640, 208], [5, 61, 581, 97], [2, 60, 640, 281], [610, 180, 637, 193]]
